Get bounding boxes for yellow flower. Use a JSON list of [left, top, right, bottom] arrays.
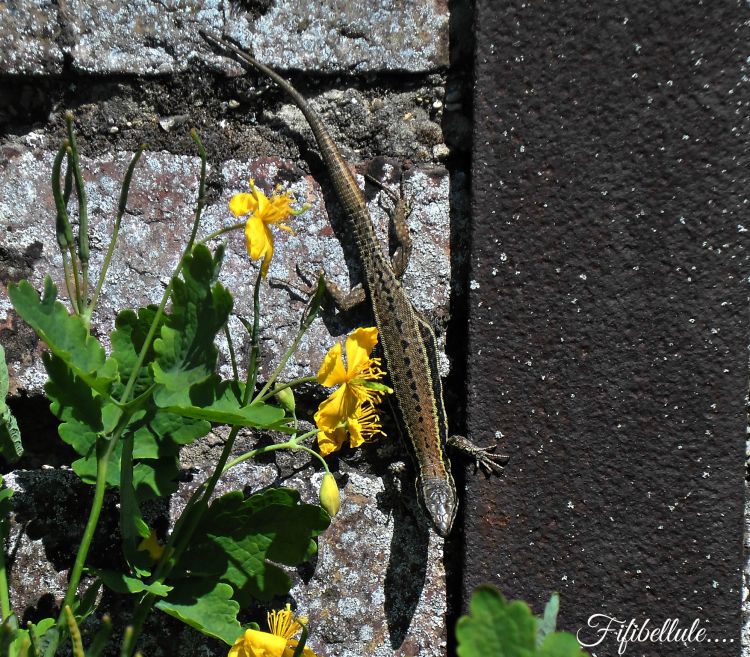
[[314, 327, 391, 456], [137, 529, 165, 562], [316, 401, 386, 456], [228, 605, 316, 657], [229, 179, 305, 277]]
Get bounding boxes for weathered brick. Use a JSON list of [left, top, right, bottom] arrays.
[[0, 0, 64, 74], [0, 146, 450, 395]]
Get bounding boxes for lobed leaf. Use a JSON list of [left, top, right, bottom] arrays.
[[110, 306, 162, 398], [45, 353, 206, 499], [97, 570, 172, 597], [8, 278, 117, 395], [156, 581, 243, 646], [152, 245, 233, 396], [158, 377, 286, 429], [174, 488, 329, 605]]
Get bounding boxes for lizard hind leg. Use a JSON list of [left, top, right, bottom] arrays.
[[270, 264, 367, 310]]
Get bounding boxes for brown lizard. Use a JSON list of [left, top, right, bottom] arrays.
[[201, 32, 505, 536]]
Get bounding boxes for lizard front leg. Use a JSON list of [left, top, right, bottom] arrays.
[[447, 435, 509, 476], [365, 173, 413, 278]]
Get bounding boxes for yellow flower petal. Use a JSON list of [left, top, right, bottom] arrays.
[[244, 215, 272, 263], [230, 179, 305, 278], [347, 403, 384, 448], [137, 529, 164, 562], [345, 327, 379, 375], [229, 192, 258, 217], [316, 342, 348, 387], [314, 385, 358, 434], [316, 426, 347, 456], [229, 628, 288, 657]]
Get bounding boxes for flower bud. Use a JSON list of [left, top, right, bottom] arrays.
[[319, 473, 341, 517], [274, 386, 296, 414]]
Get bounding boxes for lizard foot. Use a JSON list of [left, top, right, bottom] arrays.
[[447, 435, 509, 476], [268, 264, 324, 301]]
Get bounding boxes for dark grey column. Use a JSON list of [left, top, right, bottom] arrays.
[[464, 2, 747, 655]]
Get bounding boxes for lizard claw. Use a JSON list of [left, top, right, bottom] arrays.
[[447, 435, 509, 476]]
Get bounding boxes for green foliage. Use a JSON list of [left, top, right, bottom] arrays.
[[455, 586, 589, 657], [156, 581, 242, 645], [159, 377, 286, 428], [96, 571, 172, 597], [158, 487, 329, 641], [0, 617, 56, 657], [0, 346, 23, 463], [5, 127, 334, 656], [152, 244, 233, 406], [8, 278, 117, 396]]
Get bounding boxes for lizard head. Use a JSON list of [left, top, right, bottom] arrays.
[[419, 477, 458, 537]]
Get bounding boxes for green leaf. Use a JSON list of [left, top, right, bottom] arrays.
[[45, 352, 198, 500], [176, 488, 329, 605], [72, 579, 102, 621], [455, 586, 589, 657], [8, 278, 117, 395], [537, 632, 589, 657], [110, 306, 162, 398], [156, 581, 242, 645], [152, 245, 233, 399], [0, 345, 23, 463], [97, 570, 172, 597], [10, 618, 56, 657], [160, 377, 286, 429]]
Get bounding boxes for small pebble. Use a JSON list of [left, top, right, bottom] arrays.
[[228, 99, 240, 109], [433, 143, 450, 160]]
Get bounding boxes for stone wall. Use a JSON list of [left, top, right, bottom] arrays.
[[0, 1, 469, 655]]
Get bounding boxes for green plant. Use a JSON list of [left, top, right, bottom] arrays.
[[456, 586, 589, 657], [0, 115, 341, 656]]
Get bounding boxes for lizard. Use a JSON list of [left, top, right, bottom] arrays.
[[200, 31, 506, 537]]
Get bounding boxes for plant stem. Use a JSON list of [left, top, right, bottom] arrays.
[[65, 115, 89, 312], [117, 134, 206, 406], [257, 375, 317, 403], [89, 146, 145, 317], [0, 526, 10, 621], [125, 424, 242, 654], [44, 438, 114, 657], [221, 429, 326, 473], [253, 322, 309, 403], [197, 222, 245, 246], [241, 268, 263, 405], [224, 323, 239, 382]]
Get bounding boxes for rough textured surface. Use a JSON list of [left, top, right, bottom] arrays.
[[1, 0, 448, 75], [0, 4, 459, 651], [4, 436, 447, 656], [0, 147, 450, 395], [0, 0, 64, 75], [464, 1, 747, 656]]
